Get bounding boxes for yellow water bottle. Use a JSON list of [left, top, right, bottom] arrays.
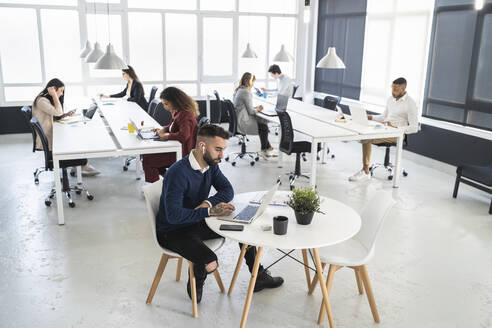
[[128, 122, 135, 133]]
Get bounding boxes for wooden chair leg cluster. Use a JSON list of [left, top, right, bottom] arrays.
[[307, 263, 380, 325], [145, 253, 226, 318]]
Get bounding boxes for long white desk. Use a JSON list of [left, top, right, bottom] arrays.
[[254, 97, 404, 188], [52, 99, 182, 225]]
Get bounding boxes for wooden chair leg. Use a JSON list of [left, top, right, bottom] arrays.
[[354, 268, 364, 294], [308, 262, 326, 294], [301, 249, 312, 291], [146, 254, 169, 304], [228, 243, 248, 295], [188, 261, 198, 318], [317, 264, 339, 325], [175, 258, 183, 281], [359, 265, 380, 323], [213, 270, 226, 293]]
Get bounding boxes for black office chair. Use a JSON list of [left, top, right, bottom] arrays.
[[30, 117, 93, 208], [277, 111, 313, 190], [198, 116, 210, 128], [147, 98, 160, 118], [369, 135, 409, 180], [20, 106, 46, 184], [453, 163, 492, 214], [213, 90, 226, 124], [223, 100, 259, 166], [148, 86, 158, 105], [153, 102, 172, 126], [323, 95, 340, 110]]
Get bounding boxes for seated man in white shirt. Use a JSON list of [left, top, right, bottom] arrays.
[[349, 77, 419, 182], [261, 64, 293, 97]]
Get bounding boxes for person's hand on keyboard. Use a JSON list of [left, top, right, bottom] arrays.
[[210, 203, 235, 216]]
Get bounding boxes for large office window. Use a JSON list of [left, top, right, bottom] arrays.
[[0, 1, 299, 105], [360, 0, 434, 110], [238, 16, 268, 80], [128, 12, 163, 81], [202, 17, 233, 77], [41, 9, 82, 83], [423, 0, 492, 130], [0, 8, 42, 84]]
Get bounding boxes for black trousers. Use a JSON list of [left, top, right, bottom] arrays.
[[257, 122, 271, 151], [157, 220, 264, 276]]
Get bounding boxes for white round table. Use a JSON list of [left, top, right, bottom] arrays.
[[205, 191, 361, 328]]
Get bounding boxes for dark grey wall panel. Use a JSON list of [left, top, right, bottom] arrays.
[[0, 107, 30, 134], [314, 0, 367, 100]]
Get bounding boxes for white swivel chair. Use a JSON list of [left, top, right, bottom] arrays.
[[310, 191, 395, 324], [142, 180, 226, 318]]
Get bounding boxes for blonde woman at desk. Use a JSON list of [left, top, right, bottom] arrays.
[[233, 72, 277, 159], [32, 78, 100, 176], [99, 65, 148, 111]]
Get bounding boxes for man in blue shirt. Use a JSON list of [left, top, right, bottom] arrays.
[[156, 124, 283, 303]]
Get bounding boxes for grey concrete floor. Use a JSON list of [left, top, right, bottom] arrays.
[[1, 132, 491, 328]]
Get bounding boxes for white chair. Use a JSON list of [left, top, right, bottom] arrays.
[[310, 191, 395, 324], [142, 180, 226, 318]]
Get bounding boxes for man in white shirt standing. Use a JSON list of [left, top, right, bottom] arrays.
[[261, 64, 293, 97], [349, 77, 419, 182]]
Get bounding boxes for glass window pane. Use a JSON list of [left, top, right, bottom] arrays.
[[467, 110, 492, 130], [4, 86, 41, 102], [203, 17, 233, 76], [366, 0, 394, 13], [87, 85, 124, 98], [128, 0, 196, 10], [396, 0, 434, 12], [429, 11, 476, 103], [200, 83, 234, 98], [389, 15, 429, 107], [238, 16, 267, 79], [201, 0, 235, 11], [269, 17, 296, 78], [128, 13, 163, 81], [2, 0, 76, 4], [473, 14, 492, 102], [166, 83, 198, 97], [239, 0, 297, 14], [360, 19, 392, 104], [165, 14, 197, 81], [0, 8, 42, 83], [427, 103, 464, 123], [87, 14, 124, 78], [41, 9, 82, 83]]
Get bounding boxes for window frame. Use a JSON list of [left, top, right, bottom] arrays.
[[0, 0, 299, 105]]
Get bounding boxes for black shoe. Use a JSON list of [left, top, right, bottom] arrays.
[[253, 269, 284, 292], [187, 266, 206, 303]]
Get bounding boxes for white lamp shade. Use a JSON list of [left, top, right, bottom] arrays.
[[85, 42, 104, 63], [316, 47, 346, 69], [94, 43, 128, 70], [80, 40, 93, 58], [273, 44, 294, 62], [241, 43, 258, 58]]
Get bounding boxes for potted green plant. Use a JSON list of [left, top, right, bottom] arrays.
[[285, 187, 323, 225]]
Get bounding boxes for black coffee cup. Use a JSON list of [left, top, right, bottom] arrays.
[[273, 216, 288, 235]]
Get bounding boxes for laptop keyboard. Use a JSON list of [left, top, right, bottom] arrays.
[[235, 205, 259, 222]]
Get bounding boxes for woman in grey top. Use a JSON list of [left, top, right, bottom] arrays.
[[233, 72, 277, 158]]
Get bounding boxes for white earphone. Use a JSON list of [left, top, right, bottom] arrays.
[[201, 145, 205, 154]]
